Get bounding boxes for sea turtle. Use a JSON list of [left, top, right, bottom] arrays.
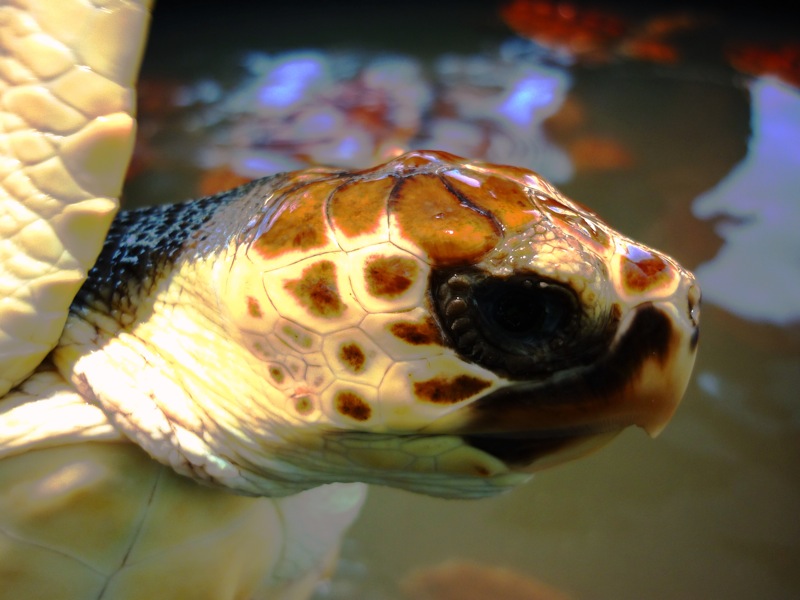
[[0, 1, 700, 599]]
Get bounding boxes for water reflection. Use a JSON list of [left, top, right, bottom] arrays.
[[135, 44, 572, 194], [693, 78, 800, 324], [255, 55, 329, 109], [427, 47, 572, 181]]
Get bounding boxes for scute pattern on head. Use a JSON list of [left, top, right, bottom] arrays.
[[199, 149, 697, 494], [247, 149, 617, 272], [229, 151, 572, 434]]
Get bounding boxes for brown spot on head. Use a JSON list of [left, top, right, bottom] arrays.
[[621, 245, 672, 294], [284, 260, 346, 318], [335, 391, 372, 421], [294, 395, 314, 415], [247, 296, 263, 318], [281, 325, 314, 350], [414, 375, 491, 404], [390, 174, 500, 265], [329, 177, 394, 239], [253, 179, 339, 259], [364, 254, 419, 298], [339, 343, 366, 373], [390, 317, 443, 346], [269, 366, 284, 384]]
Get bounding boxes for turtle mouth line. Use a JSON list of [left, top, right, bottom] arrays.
[[463, 427, 622, 471]]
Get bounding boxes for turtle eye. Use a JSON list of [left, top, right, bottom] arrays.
[[475, 279, 575, 341], [432, 270, 594, 378]]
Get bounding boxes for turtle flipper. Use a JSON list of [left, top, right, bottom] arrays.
[[0, 0, 152, 395], [0, 425, 367, 599]]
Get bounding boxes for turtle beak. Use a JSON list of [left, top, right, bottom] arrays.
[[425, 273, 701, 472]]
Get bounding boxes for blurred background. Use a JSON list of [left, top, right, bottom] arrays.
[[127, 1, 799, 598]]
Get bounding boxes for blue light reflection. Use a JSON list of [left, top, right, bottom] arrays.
[[257, 56, 327, 109], [693, 77, 800, 324], [497, 72, 558, 127]]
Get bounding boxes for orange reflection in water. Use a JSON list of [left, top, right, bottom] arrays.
[[727, 41, 800, 89], [501, 0, 706, 65], [501, 0, 626, 58]]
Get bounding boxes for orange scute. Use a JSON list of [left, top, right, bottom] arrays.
[[329, 177, 394, 239], [253, 179, 339, 259], [391, 174, 500, 265], [245, 150, 607, 271], [443, 170, 540, 231]]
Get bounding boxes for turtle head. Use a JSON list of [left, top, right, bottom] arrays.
[[60, 150, 697, 499], [219, 150, 700, 498]]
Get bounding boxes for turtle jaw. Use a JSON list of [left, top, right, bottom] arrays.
[[426, 293, 701, 473], [462, 428, 622, 474]]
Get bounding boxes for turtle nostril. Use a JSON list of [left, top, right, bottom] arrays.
[[687, 284, 701, 328]]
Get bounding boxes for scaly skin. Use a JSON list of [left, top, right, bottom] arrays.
[[55, 151, 700, 500]]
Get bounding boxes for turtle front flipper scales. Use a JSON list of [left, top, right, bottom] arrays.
[[0, 0, 148, 394]]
